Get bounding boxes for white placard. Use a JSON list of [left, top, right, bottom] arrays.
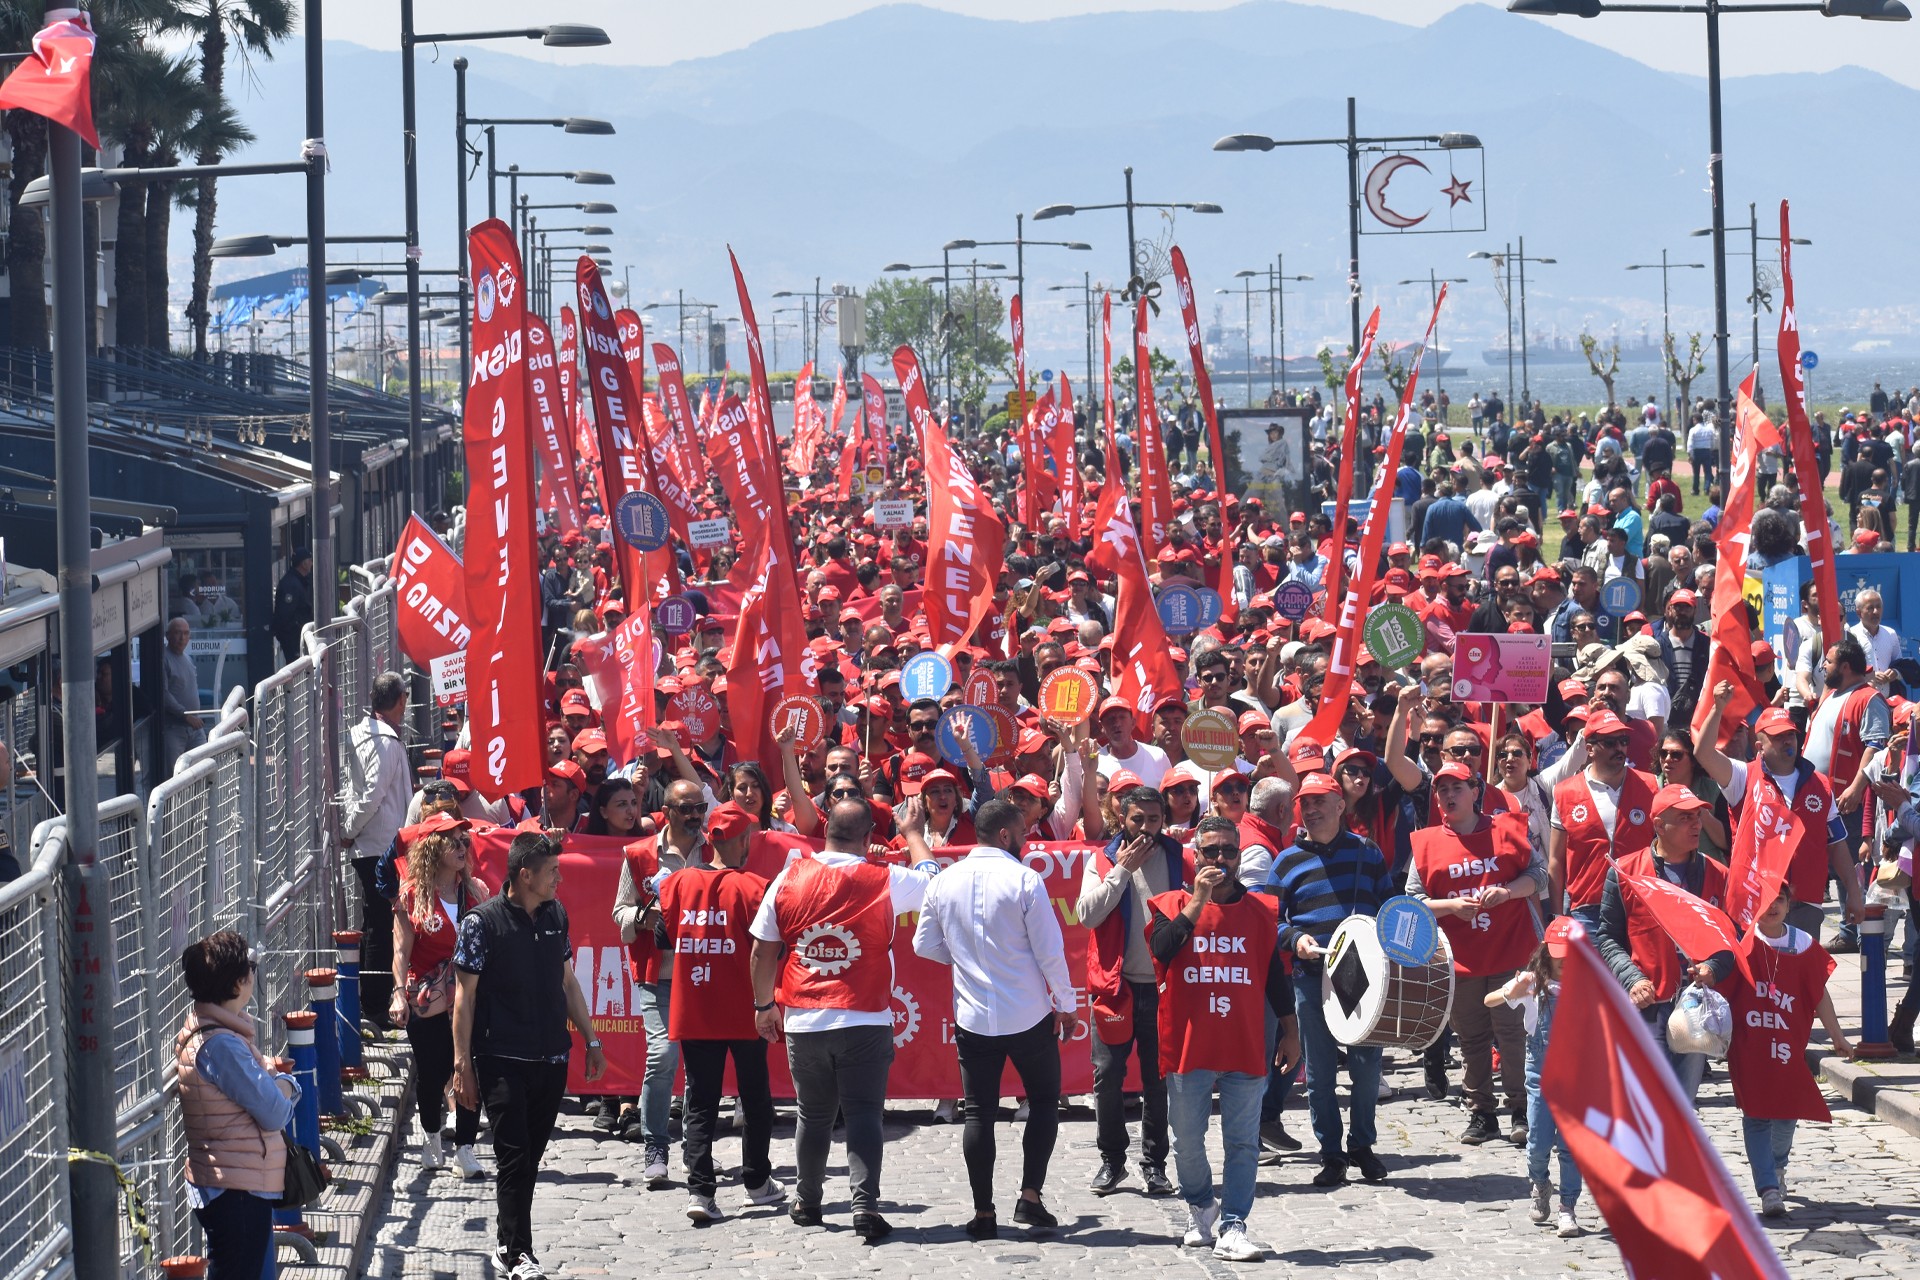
[[872, 499, 914, 530], [687, 517, 732, 549], [430, 651, 467, 706]]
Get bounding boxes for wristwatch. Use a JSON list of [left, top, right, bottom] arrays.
[[755, 1000, 777, 1012], [586, 1039, 602, 1049]]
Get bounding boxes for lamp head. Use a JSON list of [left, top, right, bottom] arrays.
[[1188, 202, 1224, 214], [1823, 0, 1910, 16], [1065, 241, 1092, 251], [541, 24, 612, 46], [1213, 134, 1275, 153], [1507, 0, 1604, 15], [570, 170, 616, 185], [563, 118, 615, 135], [1438, 132, 1481, 149], [1234, 269, 1259, 279], [1033, 204, 1076, 220], [211, 233, 282, 259], [882, 263, 912, 273], [578, 225, 613, 236], [942, 239, 977, 251]]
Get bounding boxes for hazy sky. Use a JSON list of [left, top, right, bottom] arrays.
[[331, 0, 1919, 87]]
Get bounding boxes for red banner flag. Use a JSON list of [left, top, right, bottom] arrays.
[[724, 534, 814, 773], [575, 610, 657, 767], [651, 343, 704, 472], [461, 220, 546, 799], [1691, 372, 1772, 747], [1621, 872, 1753, 985], [1055, 373, 1081, 539], [790, 361, 819, 479], [556, 304, 580, 438], [1087, 432, 1183, 729], [1011, 294, 1027, 403], [1724, 781, 1804, 931], [830, 367, 855, 501], [1023, 389, 1061, 527], [0, 10, 98, 147], [1133, 299, 1175, 557], [526, 313, 582, 536], [897, 345, 1004, 651], [1545, 923, 1790, 1280], [576, 259, 678, 602], [1324, 307, 1382, 611], [388, 514, 470, 666], [705, 393, 781, 554], [727, 250, 803, 588], [1301, 294, 1439, 750], [619, 309, 701, 535], [1170, 247, 1227, 503], [1775, 201, 1841, 647], [859, 373, 890, 476]]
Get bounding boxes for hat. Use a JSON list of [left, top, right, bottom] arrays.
[[1237, 709, 1271, 734], [1558, 508, 1579, 521], [1558, 678, 1589, 703], [1098, 695, 1135, 721], [1106, 769, 1145, 794], [1387, 542, 1411, 557], [545, 759, 587, 789], [816, 585, 841, 602], [1006, 773, 1051, 801], [413, 811, 473, 837], [1434, 761, 1480, 784], [864, 694, 892, 717], [1334, 747, 1378, 777], [1544, 916, 1576, 959], [1530, 565, 1562, 585], [706, 801, 755, 843], [1295, 771, 1343, 800], [1583, 710, 1630, 739], [571, 728, 609, 755], [696, 615, 727, 633], [1751, 640, 1777, 663], [1288, 737, 1327, 771], [1016, 727, 1051, 756], [560, 689, 594, 715], [1210, 768, 1251, 792], [1651, 783, 1710, 817], [1854, 529, 1882, 549], [1668, 589, 1697, 607], [1162, 761, 1207, 791], [1754, 708, 1799, 739], [1623, 610, 1648, 626], [440, 747, 473, 794]]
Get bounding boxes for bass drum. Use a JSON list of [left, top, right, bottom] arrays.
[[1320, 914, 1455, 1050]]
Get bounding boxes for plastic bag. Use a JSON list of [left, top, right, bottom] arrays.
[[1666, 982, 1732, 1059]]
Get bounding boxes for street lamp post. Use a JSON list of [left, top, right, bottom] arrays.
[[1232, 259, 1312, 402], [1508, 0, 1906, 470], [1469, 240, 1554, 407], [1626, 251, 1708, 423], [1032, 169, 1220, 302], [943, 219, 1090, 396], [883, 257, 1005, 413], [1224, 274, 1258, 406], [1048, 274, 1106, 415], [1214, 100, 1480, 356], [642, 293, 719, 372], [1397, 270, 1469, 403], [1690, 202, 1810, 382]]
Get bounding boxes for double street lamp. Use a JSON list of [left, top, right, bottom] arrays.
[[1508, 0, 1906, 465], [1032, 169, 1219, 302], [1625, 251, 1707, 423], [1690, 204, 1810, 376], [1469, 240, 1555, 409], [1231, 259, 1313, 403], [1396, 271, 1469, 401], [943, 221, 1090, 395], [883, 256, 1006, 409]]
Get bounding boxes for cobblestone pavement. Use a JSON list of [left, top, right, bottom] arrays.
[[365, 1048, 1920, 1280]]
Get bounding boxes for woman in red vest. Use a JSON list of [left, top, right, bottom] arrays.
[[1409, 762, 1545, 1146]]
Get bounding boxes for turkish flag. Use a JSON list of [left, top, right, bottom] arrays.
[[388, 514, 469, 667], [1545, 922, 1790, 1280], [0, 10, 98, 147], [1621, 871, 1752, 985]]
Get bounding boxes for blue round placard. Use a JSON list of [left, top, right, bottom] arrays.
[[935, 704, 997, 766], [1193, 587, 1224, 628], [900, 650, 954, 702], [1157, 584, 1203, 635], [614, 490, 671, 552], [1274, 581, 1314, 621], [1599, 575, 1642, 618], [1377, 895, 1440, 968]]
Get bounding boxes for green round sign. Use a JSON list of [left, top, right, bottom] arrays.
[[1362, 602, 1424, 670]]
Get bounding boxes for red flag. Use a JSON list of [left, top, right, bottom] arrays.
[[1724, 782, 1804, 931], [727, 249, 804, 586], [829, 365, 848, 442], [705, 393, 781, 554], [1775, 201, 1841, 647], [1170, 247, 1227, 503], [1011, 294, 1027, 403], [1101, 295, 1118, 464], [575, 611, 656, 767], [1325, 307, 1382, 610], [898, 344, 1004, 651], [0, 10, 98, 147], [651, 343, 703, 474], [1691, 373, 1770, 747], [619, 309, 701, 532], [388, 514, 470, 666], [576, 260, 679, 603], [1023, 390, 1061, 526], [1545, 923, 1790, 1280], [790, 361, 819, 478], [556, 305, 581, 439], [1620, 871, 1754, 985], [461, 219, 546, 799], [1055, 374, 1081, 539], [526, 314, 582, 536], [1133, 299, 1175, 556], [1087, 433, 1183, 730], [724, 534, 814, 773], [1301, 293, 1440, 749], [859, 372, 890, 475]]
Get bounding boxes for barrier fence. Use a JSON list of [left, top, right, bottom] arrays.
[[0, 568, 405, 1280]]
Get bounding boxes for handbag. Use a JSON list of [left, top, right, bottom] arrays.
[[278, 1130, 331, 1209]]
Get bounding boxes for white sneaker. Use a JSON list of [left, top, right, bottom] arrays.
[[421, 1132, 446, 1170], [1556, 1207, 1583, 1237], [1212, 1223, 1263, 1262], [509, 1256, 546, 1280], [454, 1144, 484, 1180], [1377, 1077, 1397, 1101], [932, 1099, 958, 1123], [1529, 1180, 1552, 1224], [491, 1245, 510, 1272], [1760, 1188, 1787, 1218], [686, 1194, 723, 1222], [746, 1175, 787, 1206], [1183, 1200, 1220, 1248]]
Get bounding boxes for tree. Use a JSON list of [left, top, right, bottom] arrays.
[[166, 0, 295, 358], [1316, 344, 1353, 394], [864, 275, 941, 364], [1666, 331, 1708, 421], [1375, 341, 1410, 404], [98, 46, 201, 350], [1579, 330, 1622, 409]]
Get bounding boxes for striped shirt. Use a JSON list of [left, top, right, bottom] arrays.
[[1265, 831, 1394, 954]]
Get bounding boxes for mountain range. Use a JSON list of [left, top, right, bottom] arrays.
[[197, 1, 1920, 372]]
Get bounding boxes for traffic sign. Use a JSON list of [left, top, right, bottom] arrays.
[[900, 651, 953, 701], [1801, 350, 1819, 370], [614, 491, 671, 552]]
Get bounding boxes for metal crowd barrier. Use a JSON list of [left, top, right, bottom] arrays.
[[0, 568, 411, 1280]]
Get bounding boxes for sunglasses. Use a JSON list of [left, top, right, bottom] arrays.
[[1589, 735, 1630, 750], [1657, 748, 1690, 761], [1496, 748, 1528, 760], [1215, 785, 1250, 799], [668, 802, 710, 815], [828, 788, 863, 801], [1338, 764, 1371, 778], [1440, 744, 1479, 759], [1418, 733, 1445, 745], [1572, 621, 1597, 631], [909, 720, 939, 733], [1199, 672, 1230, 684], [1164, 783, 1200, 795]]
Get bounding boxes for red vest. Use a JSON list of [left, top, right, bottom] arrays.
[[1148, 889, 1279, 1077], [772, 854, 895, 1013], [1822, 684, 1878, 793], [1728, 930, 1835, 1123], [659, 866, 768, 1041], [1614, 847, 1728, 1002], [1737, 764, 1838, 906], [621, 839, 663, 984], [1555, 768, 1659, 909], [1409, 814, 1540, 976], [1624, 719, 1659, 775]]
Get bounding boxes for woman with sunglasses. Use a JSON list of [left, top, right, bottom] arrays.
[[1333, 747, 1394, 863], [1491, 726, 1588, 885], [1160, 763, 1208, 842], [1655, 729, 1729, 862]]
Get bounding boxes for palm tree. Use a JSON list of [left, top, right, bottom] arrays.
[[147, 95, 249, 351], [97, 46, 200, 350], [165, 0, 294, 358]]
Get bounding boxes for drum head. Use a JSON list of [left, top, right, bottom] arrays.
[[1321, 917, 1389, 1046]]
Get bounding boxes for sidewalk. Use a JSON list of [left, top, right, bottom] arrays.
[[1812, 922, 1920, 1141]]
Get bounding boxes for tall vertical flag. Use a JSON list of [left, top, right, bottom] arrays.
[[895, 345, 1004, 652], [1085, 432, 1184, 730], [704, 394, 781, 554], [1056, 373, 1081, 539], [723, 534, 815, 775], [1133, 299, 1175, 556], [1325, 307, 1382, 611], [389, 514, 470, 667], [576, 610, 657, 768], [461, 220, 546, 798], [526, 314, 582, 536], [1775, 200, 1841, 646], [859, 373, 890, 476], [652, 344, 703, 470], [1170, 247, 1236, 610], [1691, 371, 1776, 747], [618, 308, 701, 532], [1544, 924, 1790, 1280], [555, 305, 581, 435], [1102, 295, 1117, 463], [0, 9, 98, 146], [1011, 294, 1028, 404], [727, 249, 803, 588]]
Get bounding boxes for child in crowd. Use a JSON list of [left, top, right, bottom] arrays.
[[1487, 917, 1583, 1238]]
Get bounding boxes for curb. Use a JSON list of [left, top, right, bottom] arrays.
[[285, 1034, 416, 1280], [1808, 1048, 1920, 1142]]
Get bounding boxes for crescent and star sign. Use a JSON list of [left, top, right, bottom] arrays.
[[1363, 154, 1474, 229]]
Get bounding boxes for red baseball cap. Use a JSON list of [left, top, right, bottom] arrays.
[[1583, 710, 1630, 739], [1435, 761, 1479, 784], [1296, 771, 1343, 800], [440, 747, 473, 795], [1751, 640, 1777, 663], [559, 689, 594, 715], [1210, 768, 1250, 792], [545, 759, 587, 789], [413, 811, 472, 837], [1545, 915, 1576, 958], [1754, 708, 1799, 739], [571, 728, 608, 755], [1557, 678, 1589, 703], [706, 801, 755, 843], [1288, 738, 1327, 772], [1651, 783, 1710, 817], [1006, 773, 1051, 801], [1106, 769, 1145, 794], [1237, 710, 1271, 734], [899, 751, 939, 795], [1098, 695, 1135, 721]]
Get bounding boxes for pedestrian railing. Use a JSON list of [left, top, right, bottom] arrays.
[[0, 824, 72, 1280]]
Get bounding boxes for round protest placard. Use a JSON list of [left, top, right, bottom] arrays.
[[900, 651, 953, 701], [655, 595, 697, 636], [983, 706, 1018, 768], [1600, 575, 1642, 618], [1362, 602, 1424, 670], [1274, 581, 1314, 621], [935, 704, 997, 766], [1377, 895, 1440, 967], [1193, 587, 1224, 628], [614, 490, 671, 552], [1182, 707, 1241, 771], [668, 684, 719, 742], [1039, 667, 1098, 725], [962, 666, 999, 708], [1156, 584, 1203, 636], [769, 694, 826, 753]]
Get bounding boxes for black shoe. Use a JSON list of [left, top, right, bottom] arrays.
[[1348, 1146, 1388, 1183], [1087, 1160, 1128, 1195], [789, 1203, 823, 1227], [1141, 1164, 1173, 1196], [1311, 1158, 1348, 1188], [963, 1214, 998, 1240], [591, 1097, 618, 1133], [853, 1213, 892, 1241], [1424, 1057, 1449, 1102], [1013, 1199, 1058, 1231], [1827, 935, 1860, 955], [1461, 1111, 1500, 1146], [1507, 1117, 1529, 1147], [1259, 1119, 1302, 1152], [1891, 1005, 1917, 1056]]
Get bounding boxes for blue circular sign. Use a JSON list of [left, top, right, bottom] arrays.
[[615, 491, 671, 552], [1274, 581, 1314, 622], [914, 860, 943, 876], [1599, 575, 1642, 618], [1800, 350, 1819, 370], [1376, 895, 1440, 968], [655, 595, 696, 636], [935, 704, 997, 766], [1041, 368, 1055, 383], [1193, 587, 1224, 629], [1157, 584, 1203, 635], [899, 651, 954, 702]]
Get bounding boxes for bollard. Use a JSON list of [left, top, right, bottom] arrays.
[[306, 969, 345, 1114], [1856, 903, 1897, 1059], [159, 1257, 206, 1280], [333, 931, 364, 1070], [277, 1021, 319, 1248]]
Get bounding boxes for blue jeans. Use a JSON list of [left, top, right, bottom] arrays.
[[1741, 1116, 1796, 1193], [1293, 966, 1381, 1161], [1166, 1069, 1264, 1228], [637, 980, 680, 1145], [1643, 1001, 1706, 1103], [1524, 1001, 1580, 1207]]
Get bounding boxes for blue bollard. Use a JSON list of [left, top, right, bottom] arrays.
[[306, 969, 345, 1115], [333, 932, 364, 1070], [275, 1009, 321, 1257], [1857, 904, 1897, 1058]]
